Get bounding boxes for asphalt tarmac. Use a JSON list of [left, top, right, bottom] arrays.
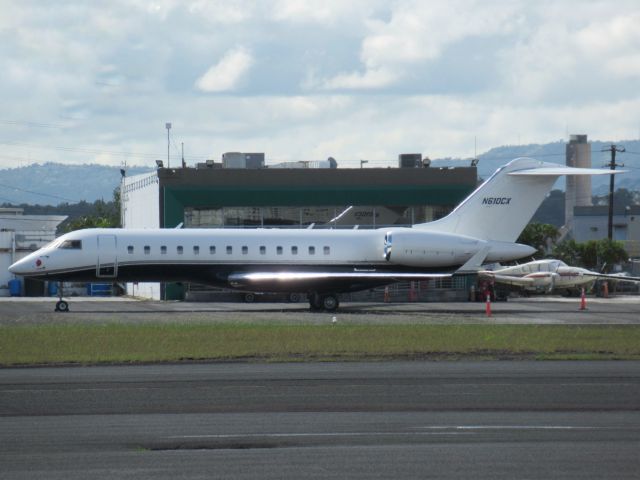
[[1, 362, 639, 479], [1, 295, 640, 324]]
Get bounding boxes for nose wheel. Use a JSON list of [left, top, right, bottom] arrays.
[[55, 300, 69, 312], [54, 282, 69, 312]]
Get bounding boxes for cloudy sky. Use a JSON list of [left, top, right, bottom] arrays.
[[1, 0, 639, 169]]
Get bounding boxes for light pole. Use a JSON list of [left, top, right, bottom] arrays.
[[165, 122, 172, 168]]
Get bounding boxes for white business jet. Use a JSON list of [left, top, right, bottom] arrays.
[[9, 158, 623, 312], [479, 258, 640, 294]]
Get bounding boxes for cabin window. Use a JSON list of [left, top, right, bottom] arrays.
[[177, 246, 184, 255], [277, 246, 283, 255], [60, 239, 82, 250], [242, 246, 248, 255], [161, 246, 167, 255], [226, 246, 232, 254], [324, 246, 330, 255], [260, 246, 266, 255], [193, 246, 200, 255], [127, 246, 134, 254], [209, 246, 216, 254], [291, 246, 298, 255], [309, 246, 315, 255], [144, 246, 150, 255]]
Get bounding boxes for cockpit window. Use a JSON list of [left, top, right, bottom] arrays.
[[59, 239, 82, 250]]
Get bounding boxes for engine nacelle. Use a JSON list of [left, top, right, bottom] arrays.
[[383, 228, 535, 267], [383, 229, 483, 268]]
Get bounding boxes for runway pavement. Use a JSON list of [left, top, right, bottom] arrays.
[[1, 295, 640, 324], [1, 362, 639, 479]]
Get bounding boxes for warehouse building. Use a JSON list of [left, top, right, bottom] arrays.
[[573, 205, 640, 257], [121, 154, 478, 300]]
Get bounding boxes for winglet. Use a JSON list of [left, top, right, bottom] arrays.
[[456, 246, 491, 273]]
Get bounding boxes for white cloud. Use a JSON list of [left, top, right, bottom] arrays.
[[320, 67, 398, 90], [271, 0, 381, 24], [315, 0, 519, 92], [187, 0, 255, 24], [195, 47, 255, 92]]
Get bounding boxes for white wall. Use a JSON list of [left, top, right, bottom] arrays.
[[121, 171, 161, 299], [122, 172, 160, 229]]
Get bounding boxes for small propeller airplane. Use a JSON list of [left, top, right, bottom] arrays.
[[478, 259, 640, 294]]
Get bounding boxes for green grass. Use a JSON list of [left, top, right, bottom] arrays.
[[1, 324, 640, 366]]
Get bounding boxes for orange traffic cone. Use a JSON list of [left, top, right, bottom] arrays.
[[579, 287, 587, 311], [485, 294, 492, 317]]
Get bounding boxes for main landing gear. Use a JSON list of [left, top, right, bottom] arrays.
[[308, 293, 340, 312], [55, 282, 69, 312]]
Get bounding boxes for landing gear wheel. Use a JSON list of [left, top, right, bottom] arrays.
[[321, 294, 340, 312], [308, 293, 340, 312], [288, 293, 301, 303], [55, 300, 69, 312], [244, 293, 255, 303], [321, 294, 339, 312], [308, 293, 323, 311]]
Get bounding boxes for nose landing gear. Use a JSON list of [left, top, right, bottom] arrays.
[[55, 282, 69, 312]]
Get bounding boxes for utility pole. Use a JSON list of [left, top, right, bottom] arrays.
[[602, 144, 625, 240]]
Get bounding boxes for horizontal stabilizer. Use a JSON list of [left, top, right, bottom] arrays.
[[510, 167, 627, 176]]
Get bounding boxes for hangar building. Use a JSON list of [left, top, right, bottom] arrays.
[[121, 155, 478, 300]]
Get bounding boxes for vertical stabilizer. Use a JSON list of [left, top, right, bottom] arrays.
[[414, 157, 622, 242]]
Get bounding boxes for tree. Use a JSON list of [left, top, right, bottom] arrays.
[[552, 238, 628, 271], [596, 239, 628, 272], [61, 187, 121, 233], [552, 239, 581, 266], [517, 223, 560, 259]]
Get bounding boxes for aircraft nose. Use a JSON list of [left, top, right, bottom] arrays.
[[9, 255, 42, 276]]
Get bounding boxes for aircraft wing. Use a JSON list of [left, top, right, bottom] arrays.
[[227, 270, 453, 293], [227, 249, 494, 293], [580, 272, 640, 283]]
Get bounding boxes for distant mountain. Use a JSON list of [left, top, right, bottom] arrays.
[[0, 163, 153, 205], [434, 139, 640, 194]]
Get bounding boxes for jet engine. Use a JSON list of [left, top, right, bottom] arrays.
[[381, 229, 483, 268]]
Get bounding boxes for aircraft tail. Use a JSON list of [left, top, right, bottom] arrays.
[[414, 157, 623, 242]]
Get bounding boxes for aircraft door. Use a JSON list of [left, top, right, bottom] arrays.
[[97, 234, 118, 278]]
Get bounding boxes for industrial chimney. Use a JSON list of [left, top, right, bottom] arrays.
[[565, 134, 592, 232]]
